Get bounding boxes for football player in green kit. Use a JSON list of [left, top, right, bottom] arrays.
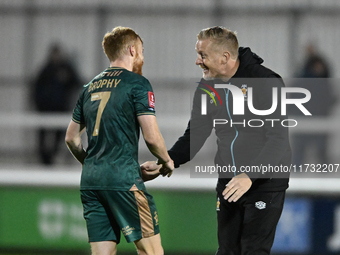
[[65, 26, 174, 255]]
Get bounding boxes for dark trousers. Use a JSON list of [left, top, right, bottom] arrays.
[[216, 190, 285, 255]]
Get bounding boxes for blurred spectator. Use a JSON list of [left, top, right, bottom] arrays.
[[33, 44, 82, 165], [291, 44, 337, 166]]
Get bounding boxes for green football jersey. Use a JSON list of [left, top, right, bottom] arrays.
[[72, 67, 156, 191]]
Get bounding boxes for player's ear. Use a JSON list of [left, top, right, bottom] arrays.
[[128, 45, 136, 57], [223, 51, 230, 63]]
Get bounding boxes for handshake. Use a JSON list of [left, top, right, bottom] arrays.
[[140, 159, 175, 182]]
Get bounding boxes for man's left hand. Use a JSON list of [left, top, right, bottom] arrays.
[[222, 173, 252, 202]]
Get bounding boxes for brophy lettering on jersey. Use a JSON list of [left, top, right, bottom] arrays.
[[88, 78, 121, 92]]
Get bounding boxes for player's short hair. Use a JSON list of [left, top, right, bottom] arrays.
[[102, 26, 143, 62], [197, 26, 239, 59]]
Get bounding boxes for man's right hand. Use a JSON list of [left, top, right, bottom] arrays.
[[140, 161, 161, 182], [141, 160, 174, 178]]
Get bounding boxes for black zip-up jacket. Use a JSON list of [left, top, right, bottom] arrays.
[[168, 47, 291, 193]]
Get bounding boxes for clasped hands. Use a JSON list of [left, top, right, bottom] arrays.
[[140, 160, 174, 181], [140, 160, 251, 202]]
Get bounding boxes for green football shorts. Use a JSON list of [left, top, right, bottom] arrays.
[[80, 189, 160, 243]]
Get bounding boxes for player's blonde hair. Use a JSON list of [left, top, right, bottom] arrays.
[[197, 26, 239, 59], [102, 26, 143, 62]]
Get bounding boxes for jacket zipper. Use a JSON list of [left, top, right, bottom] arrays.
[[224, 88, 238, 176]]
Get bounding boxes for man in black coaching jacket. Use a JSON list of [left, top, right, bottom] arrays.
[[145, 26, 291, 255]]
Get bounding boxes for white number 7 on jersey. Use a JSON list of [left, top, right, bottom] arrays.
[[91, 92, 111, 136]]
